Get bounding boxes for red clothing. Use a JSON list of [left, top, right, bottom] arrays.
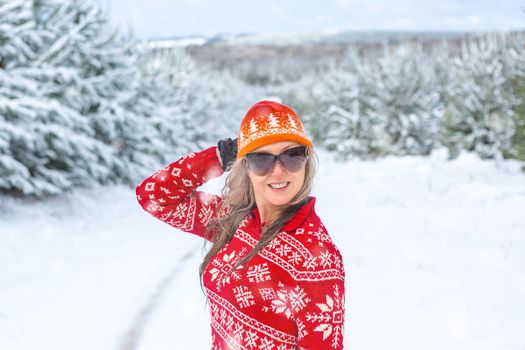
[[136, 146, 346, 350]]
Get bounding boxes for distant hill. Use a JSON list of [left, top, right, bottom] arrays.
[[145, 30, 469, 47], [139, 30, 523, 85]]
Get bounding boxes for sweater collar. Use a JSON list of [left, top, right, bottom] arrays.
[[251, 196, 316, 233]]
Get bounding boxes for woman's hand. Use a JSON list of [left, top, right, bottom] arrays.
[[217, 137, 238, 171]]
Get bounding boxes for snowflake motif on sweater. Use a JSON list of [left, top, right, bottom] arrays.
[[136, 146, 346, 350]]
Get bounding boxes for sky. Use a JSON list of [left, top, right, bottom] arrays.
[[102, 0, 525, 39]]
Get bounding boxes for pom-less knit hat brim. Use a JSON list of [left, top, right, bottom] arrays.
[[236, 100, 314, 159], [236, 133, 314, 159]]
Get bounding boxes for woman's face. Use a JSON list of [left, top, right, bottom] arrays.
[[246, 141, 306, 214]]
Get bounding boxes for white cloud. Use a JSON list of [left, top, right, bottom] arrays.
[[468, 15, 483, 26], [333, 0, 354, 10]]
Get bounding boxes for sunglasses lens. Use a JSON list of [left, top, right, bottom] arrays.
[[246, 146, 308, 175], [246, 153, 274, 176], [281, 146, 307, 172]]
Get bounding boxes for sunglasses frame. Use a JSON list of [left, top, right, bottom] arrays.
[[244, 145, 309, 176]]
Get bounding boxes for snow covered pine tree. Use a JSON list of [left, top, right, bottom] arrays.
[[0, 0, 162, 195]]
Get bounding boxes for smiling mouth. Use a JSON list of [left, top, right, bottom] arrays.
[[268, 182, 289, 189]]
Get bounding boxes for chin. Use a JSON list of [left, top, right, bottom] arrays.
[[268, 197, 292, 207], [264, 190, 298, 207]]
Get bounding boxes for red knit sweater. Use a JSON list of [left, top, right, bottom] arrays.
[[135, 146, 346, 350]]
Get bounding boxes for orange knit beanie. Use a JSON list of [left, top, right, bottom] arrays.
[[236, 100, 314, 159]]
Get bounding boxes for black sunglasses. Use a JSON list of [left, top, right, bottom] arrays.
[[244, 146, 308, 176]]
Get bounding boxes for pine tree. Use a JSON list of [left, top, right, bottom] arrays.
[[441, 35, 515, 160], [0, 0, 109, 195], [365, 42, 441, 156], [316, 49, 375, 159], [1, 0, 172, 195], [266, 34, 523, 164], [503, 33, 525, 163], [138, 45, 254, 151]]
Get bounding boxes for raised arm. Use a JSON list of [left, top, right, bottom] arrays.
[[135, 145, 225, 241]]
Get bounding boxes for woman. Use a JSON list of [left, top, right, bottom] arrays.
[[136, 100, 346, 349]]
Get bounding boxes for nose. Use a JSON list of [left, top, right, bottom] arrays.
[[271, 160, 286, 176]]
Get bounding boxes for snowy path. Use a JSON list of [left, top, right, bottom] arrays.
[[117, 249, 196, 350], [0, 185, 212, 350], [1, 148, 524, 350]]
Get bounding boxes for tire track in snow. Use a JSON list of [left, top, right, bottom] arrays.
[[117, 247, 197, 350]]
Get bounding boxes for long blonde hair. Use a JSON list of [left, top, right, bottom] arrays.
[[199, 146, 319, 294]]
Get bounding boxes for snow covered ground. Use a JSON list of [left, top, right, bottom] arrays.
[[1, 147, 524, 350]]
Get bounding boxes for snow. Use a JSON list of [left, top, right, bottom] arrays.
[[1, 147, 524, 350]]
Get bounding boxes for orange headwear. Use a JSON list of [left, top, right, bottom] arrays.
[[236, 100, 314, 159]]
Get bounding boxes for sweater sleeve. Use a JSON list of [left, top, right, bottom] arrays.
[[135, 145, 225, 241], [292, 249, 346, 350], [293, 278, 346, 350]]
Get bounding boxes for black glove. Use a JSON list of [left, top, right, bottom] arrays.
[[217, 137, 238, 171]]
